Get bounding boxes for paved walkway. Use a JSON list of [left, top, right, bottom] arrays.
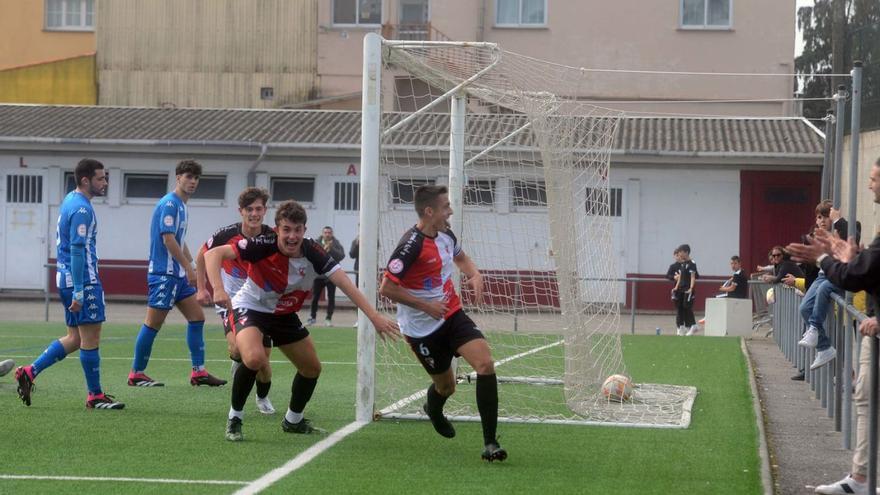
[[0, 298, 857, 494]]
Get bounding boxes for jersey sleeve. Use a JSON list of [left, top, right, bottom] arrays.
[[445, 228, 462, 257], [204, 223, 241, 251], [157, 198, 179, 235], [233, 234, 279, 262], [384, 230, 423, 285], [68, 206, 93, 246], [303, 239, 341, 276]]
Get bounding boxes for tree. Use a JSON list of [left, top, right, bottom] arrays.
[[796, 0, 880, 130]]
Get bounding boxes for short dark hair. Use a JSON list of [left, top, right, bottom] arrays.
[[238, 187, 269, 209], [175, 159, 202, 177], [74, 158, 104, 187], [323, 226, 333, 231], [676, 244, 691, 255], [275, 200, 307, 226], [815, 199, 833, 217], [414, 185, 448, 217], [730, 255, 741, 263]]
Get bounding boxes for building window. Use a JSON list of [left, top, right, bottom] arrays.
[[586, 187, 623, 217], [681, 0, 732, 29], [390, 178, 434, 205], [496, 0, 546, 27], [512, 180, 546, 207], [333, 0, 382, 26], [124, 174, 167, 200], [45, 0, 95, 31], [334, 182, 360, 211], [190, 175, 226, 201], [270, 177, 315, 203], [464, 180, 496, 207], [64, 171, 77, 195], [6, 175, 42, 204]]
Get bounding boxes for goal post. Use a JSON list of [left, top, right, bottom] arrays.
[[358, 34, 697, 428]]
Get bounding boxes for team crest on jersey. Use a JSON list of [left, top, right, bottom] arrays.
[[77, 224, 87, 237], [388, 259, 404, 274], [238, 239, 248, 249], [298, 266, 306, 277], [163, 215, 175, 227]]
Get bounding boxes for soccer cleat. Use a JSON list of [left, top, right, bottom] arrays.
[[324, 318, 332, 327], [798, 327, 819, 348], [481, 441, 508, 462], [422, 403, 455, 438], [86, 393, 125, 410], [811, 348, 837, 370], [685, 325, 700, 336], [127, 372, 164, 387], [225, 417, 243, 442], [14, 366, 35, 406], [0, 359, 15, 377], [191, 370, 227, 387], [255, 396, 276, 415], [281, 417, 326, 434], [306, 317, 317, 326], [815, 474, 869, 495]]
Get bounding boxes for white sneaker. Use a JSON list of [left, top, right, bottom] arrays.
[[799, 327, 819, 348], [685, 325, 699, 336], [815, 473, 869, 495], [255, 396, 276, 415], [0, 359, 15, 377], [810, 347, 837, 370], [324, 318, 332, 327], [306, 317, 317, 326], [352, 321, 359, 328], [677, 326, 687, 336]]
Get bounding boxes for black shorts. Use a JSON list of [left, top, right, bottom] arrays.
[[230, 308, 309, 348], [405, 310, 485, 375], [220, 308, 273, 348]]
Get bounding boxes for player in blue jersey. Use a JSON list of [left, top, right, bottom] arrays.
[[128, 159, 226, 387], [15, 158, 124, 409]]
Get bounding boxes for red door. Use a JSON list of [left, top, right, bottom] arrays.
[[740, 171, 821, 276]]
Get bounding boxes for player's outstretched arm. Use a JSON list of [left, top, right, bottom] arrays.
[[195, 245, 212, 306], [329, 270, 400, 340], [454, 252, 484, 304], [205, 245, 236, 309], [163, 233, 196, 284]]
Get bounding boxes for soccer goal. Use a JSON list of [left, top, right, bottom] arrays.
[[356, 33, 696, 428]]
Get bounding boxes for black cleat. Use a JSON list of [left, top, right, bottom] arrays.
[[423, 403, 455, 438], [281, 417, 326, 434], [191, 370, 227, 387], [226, 417, 243, 442], [14, 366, 35, 406], [86, 393, 125, 410], [481, 441, 508, 462]]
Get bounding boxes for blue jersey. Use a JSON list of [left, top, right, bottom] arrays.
[[148, 192, 189, 277], [56, 191, 99, 289]]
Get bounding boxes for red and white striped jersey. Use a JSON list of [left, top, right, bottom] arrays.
[[203, 223, 275, 306], [232, 236, 340, 314], [384, 226, 462, 338]]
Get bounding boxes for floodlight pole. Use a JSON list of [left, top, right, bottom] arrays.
[[356, 32, 383, 424]]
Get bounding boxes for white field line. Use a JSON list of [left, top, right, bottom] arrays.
[[233, 420, 368, 495], [0, 474, 247, 486]]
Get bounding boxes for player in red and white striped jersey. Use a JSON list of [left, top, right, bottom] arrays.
[[205, 199, 399, 441], [379, 185, 507, 462]]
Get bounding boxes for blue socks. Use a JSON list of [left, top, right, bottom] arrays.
[[132, 324, 159, 372], [31, 340, 67, 377], [80, 347, 102, 395], [186, 321, 206, 371]]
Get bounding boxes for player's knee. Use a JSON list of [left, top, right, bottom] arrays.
[[436, 382, 455, 396], [472, 360, 495, 375], [257, 366, 272, 381], [299, 362, 321, 378], [242, 354, 268, 371]]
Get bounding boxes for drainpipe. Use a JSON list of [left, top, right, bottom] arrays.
[[247, 143, 268, 187]]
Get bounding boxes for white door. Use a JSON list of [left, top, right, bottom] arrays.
[[2, 172, 48, 289], [331, 177, 360, 276]]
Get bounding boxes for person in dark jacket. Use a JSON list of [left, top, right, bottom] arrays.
[[307, 226, 346, 327]]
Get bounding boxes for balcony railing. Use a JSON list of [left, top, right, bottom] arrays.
[[381, 22, 451, 42]]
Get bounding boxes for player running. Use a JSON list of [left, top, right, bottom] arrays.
[[15, 158, 124, 410], [128, 159, 225, 388], [205, 199, 399, 441], [196, 187, 276, 414], [379, 185, 507, 462]]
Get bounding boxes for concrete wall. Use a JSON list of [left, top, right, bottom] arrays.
[[0, 54, 97, 105]]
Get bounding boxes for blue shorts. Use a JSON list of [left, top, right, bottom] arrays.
[[147, 274, 197, 310], [59, 284, 106, 327]]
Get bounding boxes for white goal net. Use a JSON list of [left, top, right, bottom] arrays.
[[358, 35, 696, 428]]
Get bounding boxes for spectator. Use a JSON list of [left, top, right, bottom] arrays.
[[758, 246, 804, 284], [716, 255, 748, 299], [307, 226, 346, 327], [666, 244, 699, 336]]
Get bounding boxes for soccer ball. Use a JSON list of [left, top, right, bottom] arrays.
[[601, 374, 633, 402], [765, 287, 775, 305]]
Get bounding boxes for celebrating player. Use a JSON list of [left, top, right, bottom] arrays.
[[128, 159, 225, 387], [196, 187, 276, 414], [15, 158, 123, 409], [205, 199, 399, 441], [379, 185, 507, 462]]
